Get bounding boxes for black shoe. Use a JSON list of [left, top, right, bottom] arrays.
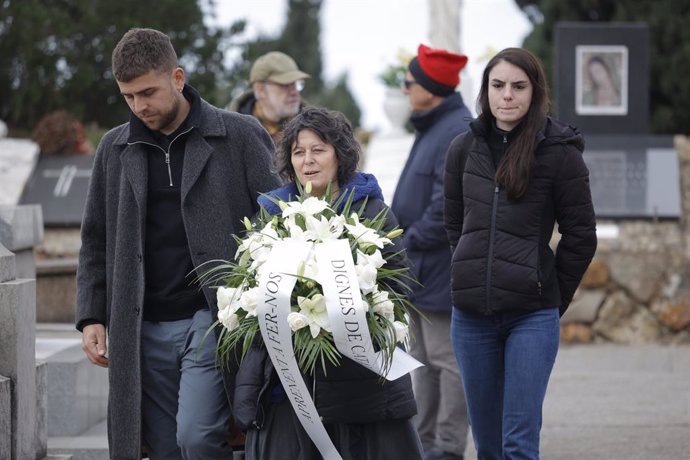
[[424, 446, 463, 460]]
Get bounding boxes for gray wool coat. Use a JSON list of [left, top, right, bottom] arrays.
[[76, 99, 281, 460]]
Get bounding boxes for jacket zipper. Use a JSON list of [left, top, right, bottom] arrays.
[[484, 135, 508, 313], [128, 126, 194, 187], [537, 249, 543, 297], [485, 185, 499, 314]]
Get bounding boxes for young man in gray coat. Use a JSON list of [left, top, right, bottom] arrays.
[[76, 28, 280, 459]]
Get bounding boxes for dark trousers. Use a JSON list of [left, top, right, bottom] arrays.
[[141, 308, 233, 460]]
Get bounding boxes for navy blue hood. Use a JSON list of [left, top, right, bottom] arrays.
[[258, 172, 384, 216]]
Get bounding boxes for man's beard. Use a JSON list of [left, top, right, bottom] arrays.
[[143, 95, 180, 133]]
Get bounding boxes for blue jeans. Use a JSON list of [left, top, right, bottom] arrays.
[[451, 307, 559, 460]]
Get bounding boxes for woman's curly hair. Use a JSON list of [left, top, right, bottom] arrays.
[[275, 106, 360, 186]]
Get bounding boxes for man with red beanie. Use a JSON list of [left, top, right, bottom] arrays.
[[391, 43, 471, 460]]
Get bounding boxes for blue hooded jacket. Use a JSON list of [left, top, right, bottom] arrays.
[[258, 172, 384, 215]]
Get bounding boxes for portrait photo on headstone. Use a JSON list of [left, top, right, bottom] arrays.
[[576, 45, 628, 116]]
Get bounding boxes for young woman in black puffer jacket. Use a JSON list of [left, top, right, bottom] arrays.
[[443, 48, 597, 460]]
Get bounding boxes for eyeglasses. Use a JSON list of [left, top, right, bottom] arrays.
[[264, 80, 305, 92], [403, 79, 418, 90]]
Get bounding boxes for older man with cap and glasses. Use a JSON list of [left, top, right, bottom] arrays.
[[391, 43, 472, 460], [227, 51, 310, 144]]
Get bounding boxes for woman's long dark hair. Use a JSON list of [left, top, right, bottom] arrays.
[[476, 48, 550, 199]]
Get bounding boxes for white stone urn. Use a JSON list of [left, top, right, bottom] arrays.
[[382, 87, 411, 135]]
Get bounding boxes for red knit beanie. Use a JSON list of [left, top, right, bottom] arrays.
[[409, 44, 468, 96]]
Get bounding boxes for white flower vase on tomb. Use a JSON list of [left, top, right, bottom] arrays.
[[382, 87, 410, 136]]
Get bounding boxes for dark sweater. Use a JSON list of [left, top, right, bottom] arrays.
[[127, 85, 207, 321]]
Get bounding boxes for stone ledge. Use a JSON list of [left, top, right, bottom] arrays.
[[44, 344, 107, 437], [0, 244, 15, 283], [0, 205, 43, 251], [37, 258, 78, 276]]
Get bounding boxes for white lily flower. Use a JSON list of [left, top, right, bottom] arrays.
[[305, 214, 340, 241], [297, 294, 331, 338], [283, 216, 307, 241], [297, 252, 319, 282], [249, 245, 271, 272], [355, 261, 378, 294], [282, 197, 331, 219], [345, 214, 392, 249], [328, 214, 346, 239], [216, 286, 243, 311], [259, 221, 279, 240], [239, 287, 260, 317], [393, 320, 409, 343], [356, 248, 386, 269]]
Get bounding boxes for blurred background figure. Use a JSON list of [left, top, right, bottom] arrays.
[[227, 51, 310, 145], [391, 43, 472, 460], [31, 110, 95, 156]]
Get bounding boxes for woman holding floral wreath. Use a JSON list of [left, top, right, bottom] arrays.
[[229, 106, 424, 459]]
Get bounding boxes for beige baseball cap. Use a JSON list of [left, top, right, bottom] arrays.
[[249, 51, 311, 84]]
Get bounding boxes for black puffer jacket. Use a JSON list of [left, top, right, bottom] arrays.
[[443, 116, 597, 316]]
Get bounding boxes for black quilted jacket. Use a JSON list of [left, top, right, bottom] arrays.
[[443, 116, 597, 316]]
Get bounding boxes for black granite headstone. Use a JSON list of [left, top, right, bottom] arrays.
[[582, 135, 680, 219], [19, 155, 93, 227], [554, 22, 650, 135]]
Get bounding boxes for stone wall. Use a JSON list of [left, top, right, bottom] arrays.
[[561, 135, 690, 344], [0, 205, 46, 459]]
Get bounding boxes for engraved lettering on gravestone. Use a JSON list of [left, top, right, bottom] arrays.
[[585, 150, 627, 213], [43, 165, 91, 197], [584, 149, 649, 217]]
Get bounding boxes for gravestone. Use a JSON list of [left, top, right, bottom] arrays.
[[0, 138, 39, 207], [0, 207, 43, 459], [19, 155, 93, 227], [583, 135, 680, 219], [554, 22, 650, 135], [19, 155, 92, 323], [552, 22, 679, 220]]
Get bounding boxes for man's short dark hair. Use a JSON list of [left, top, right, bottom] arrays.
[[111, 28, 178, 82], [276, 107, 360, 186]]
